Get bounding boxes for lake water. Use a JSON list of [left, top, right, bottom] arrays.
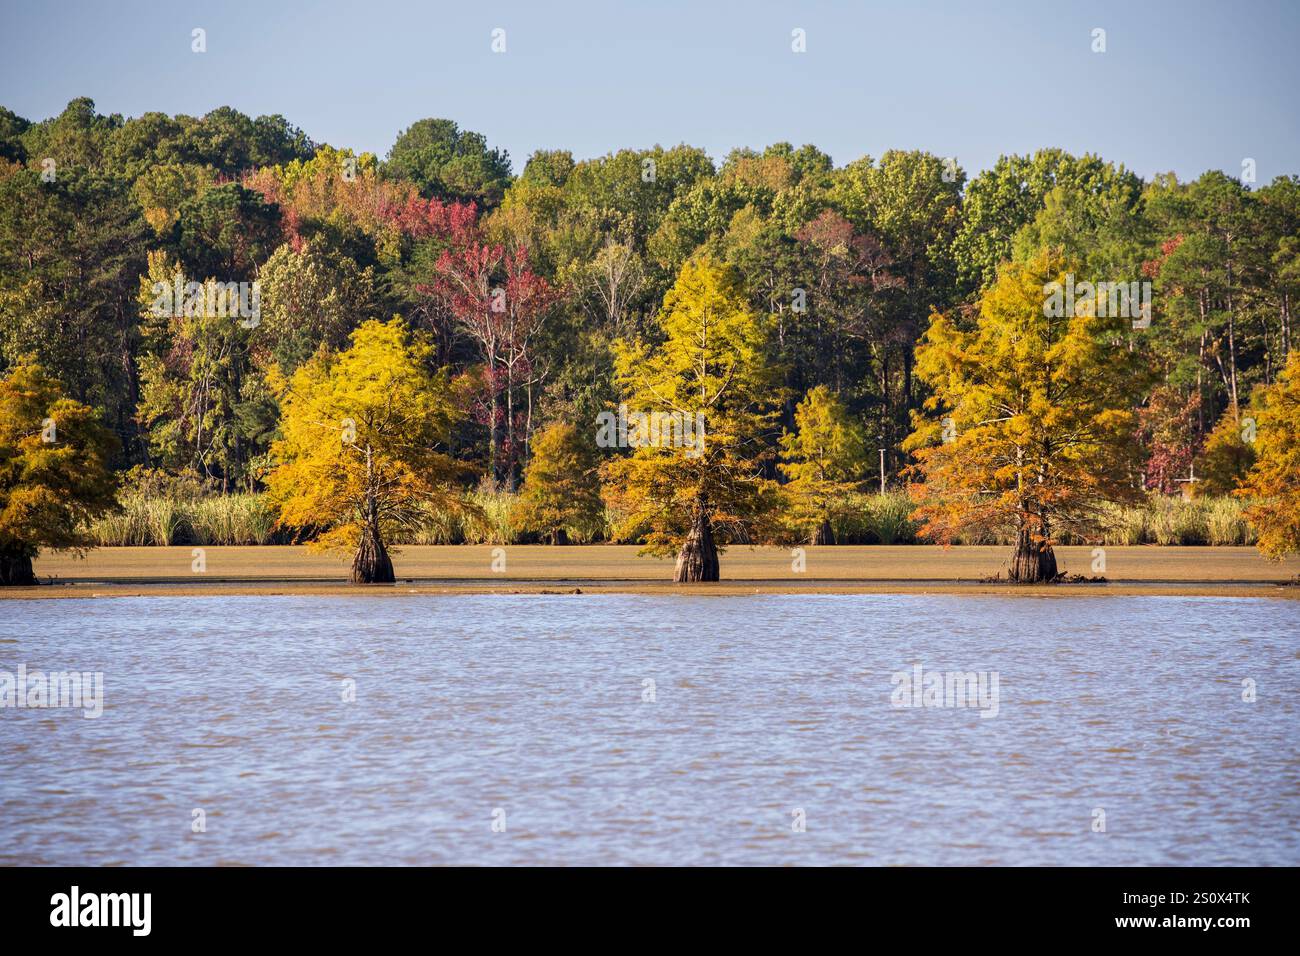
[[1, 594, 1297, 866]]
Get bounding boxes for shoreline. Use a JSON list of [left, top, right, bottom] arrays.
[[6, 582, 1298, 599], [7, 544, 1299, 599]]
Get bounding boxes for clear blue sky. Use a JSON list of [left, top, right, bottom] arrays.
[[2, 0, 1298, 182]]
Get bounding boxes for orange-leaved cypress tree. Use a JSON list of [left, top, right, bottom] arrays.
[[904, 248, 1148, 581], [1237, 351, 1300, 559]]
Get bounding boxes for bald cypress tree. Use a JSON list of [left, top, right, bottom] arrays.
[[905, 249, 1149, 582], [0, 363, 118, 585], [267, 319, 468, 583], [602, 257, 782, 582]]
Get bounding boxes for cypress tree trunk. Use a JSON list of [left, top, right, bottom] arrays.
[[1008, 525, 1058, 583], [350, 446, 395, 584], [674, 502, 719, 583], [0, 547, 37, 586], [812, 517, 835, 545], [351, 519, 394, 584]]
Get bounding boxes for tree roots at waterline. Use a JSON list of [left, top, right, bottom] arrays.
[[1007, 527, 1059, 583], [350, 524, 395, 584], [674, 508, 720, 583]]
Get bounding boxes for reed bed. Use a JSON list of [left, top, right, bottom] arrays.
[[86, 493, 277, 546], [86, 489, 1260, 547], [397, 488, 522, 546]]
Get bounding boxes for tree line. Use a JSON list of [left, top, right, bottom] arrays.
[[1, 98, 1297, 583]]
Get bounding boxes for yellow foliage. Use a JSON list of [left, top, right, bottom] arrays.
[[779, 385, 868, 539], [266, 318, 470, 553], [601, 256, 783, 554], [0, 362, 118, 564], [514, 422, 603, 543], [1194, 409, 1256, 497]]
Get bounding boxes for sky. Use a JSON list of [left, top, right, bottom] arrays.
[[1, 0, 1298, 183]]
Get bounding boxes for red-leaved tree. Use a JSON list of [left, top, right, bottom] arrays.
[[426, 244, 560, 486]]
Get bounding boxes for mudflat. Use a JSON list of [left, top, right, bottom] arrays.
[[7, 544, 1299, 599]]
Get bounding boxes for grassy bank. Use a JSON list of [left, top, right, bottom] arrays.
[[87, 493, 278, 546], [82, 490, 1264, 548]]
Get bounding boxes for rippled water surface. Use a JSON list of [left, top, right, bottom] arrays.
[[2, 595, 1297, 865]]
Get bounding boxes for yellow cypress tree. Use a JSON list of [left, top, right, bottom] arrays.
[[267, 318, 469, 583], [0, 362, 118, 585], [779, 385, 868, 544], [601, 257, 782, 581], [515, 422, 603, 544]]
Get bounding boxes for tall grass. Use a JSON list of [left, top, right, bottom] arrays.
[[830, 492, 1258, 547], [830, 491, 923, 544], [86, 493, 277, 546], [86, 508, 153, 547], [398, 488, 522, 545], [1095, 501, 1147, 546], [189, 495, 277, 545], [85, 488, 1260, 547], [1204, 496, 1255, 546]]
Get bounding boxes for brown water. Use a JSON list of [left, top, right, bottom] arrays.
[[1, 594, 1296, 865]]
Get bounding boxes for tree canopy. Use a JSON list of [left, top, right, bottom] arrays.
[[267, 319, 467, 582], [904, 249, 1150, 580], [0, 362, 118, 584], [3, 96, 1299, 580]]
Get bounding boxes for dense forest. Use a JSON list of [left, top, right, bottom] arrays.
[[1, 98, 1298, 583]]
